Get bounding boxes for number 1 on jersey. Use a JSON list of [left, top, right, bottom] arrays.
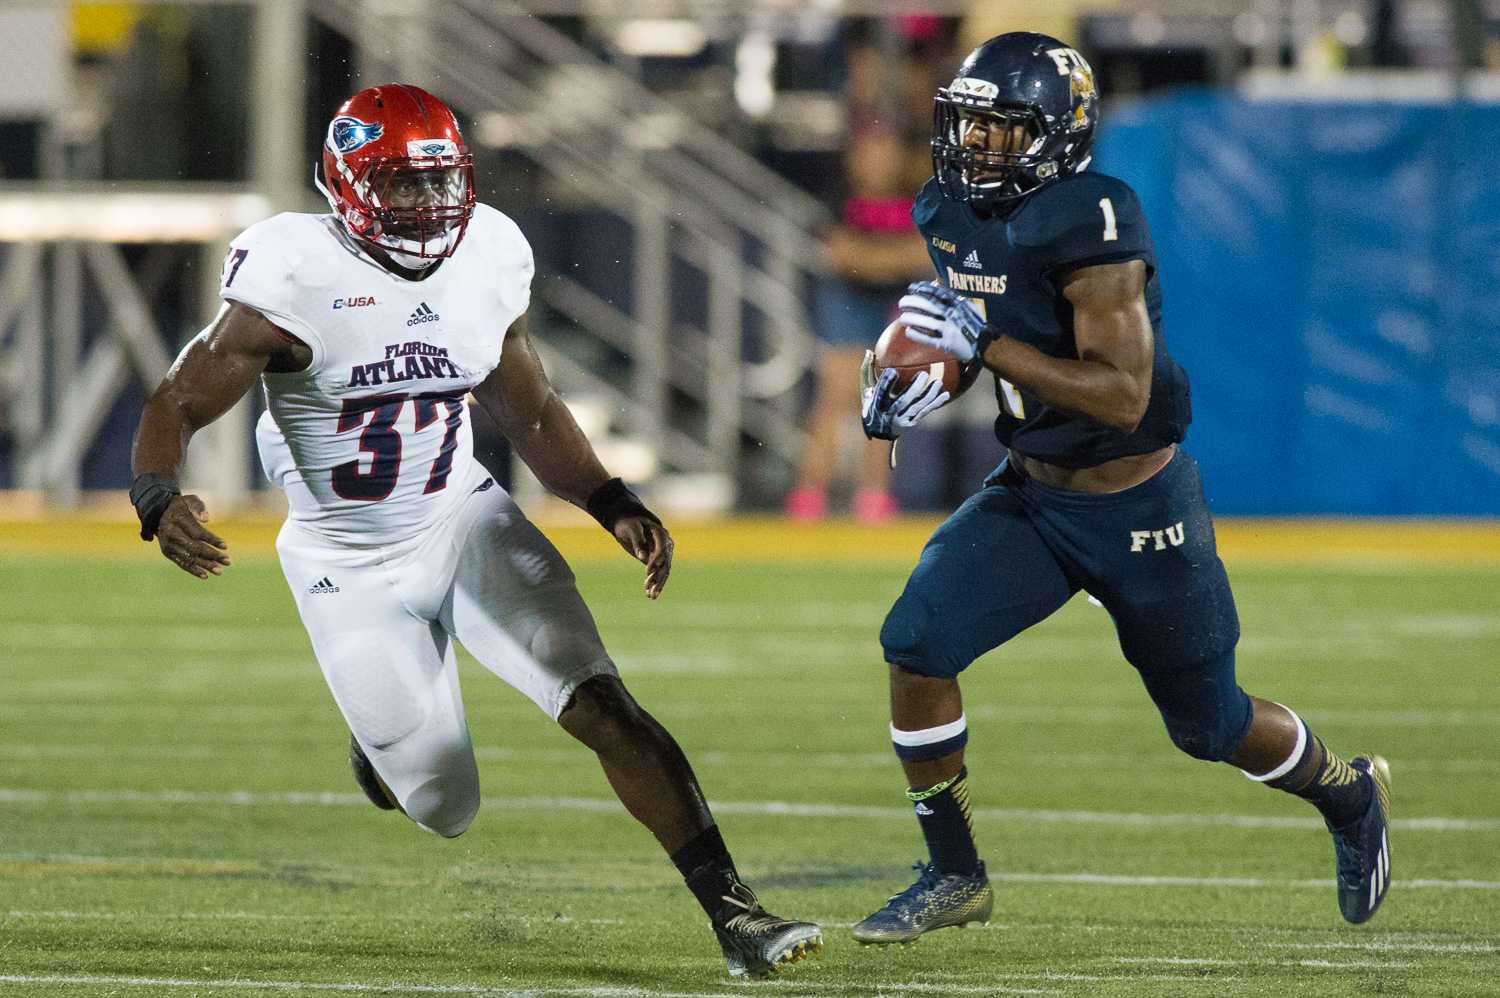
[[1099, 197, 1118, 242]]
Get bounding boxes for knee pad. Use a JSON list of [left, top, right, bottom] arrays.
[[1159, 706, 1248, 762], [325, 648, 430, 750], [880, 594, 965, 679], [404, 772, 480, 839], [1141, 651, 1252, 763]]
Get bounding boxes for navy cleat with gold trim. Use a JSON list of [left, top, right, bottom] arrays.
[[852, 861, 993, 945], [712, 882, 823, 978], [1329, 754, 1392, 924]]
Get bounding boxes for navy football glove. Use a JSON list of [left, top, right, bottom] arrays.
[[897, 281, 989, 364], [860, 351, 950, 442]]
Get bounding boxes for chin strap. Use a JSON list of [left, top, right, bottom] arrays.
[[380, 244, 442, 270]]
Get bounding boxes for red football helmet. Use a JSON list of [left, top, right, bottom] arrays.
[[315, 84, 476, 267]]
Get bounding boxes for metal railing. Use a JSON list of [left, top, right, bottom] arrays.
[[0, 190, 270, 507], [312, 0, 835, 497], [3, 0, 839, 509]]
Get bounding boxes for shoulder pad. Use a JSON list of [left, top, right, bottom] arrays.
[[911, 178, 943, 231], [219, 213, 331, 357], [220, 212, 335, 301], [1011, 173, 1152, 273], [469, 203, 534, 273], [467, 203, 535, 322]]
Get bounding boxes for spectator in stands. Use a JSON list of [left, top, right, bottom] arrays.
[[785, 123, 933, 522]]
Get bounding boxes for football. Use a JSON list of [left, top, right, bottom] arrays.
[[872, 319, 981, 398]]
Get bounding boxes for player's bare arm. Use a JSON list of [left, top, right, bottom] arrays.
[[130, 302, 308, 578], [980, 258, 1154, 434], [471, 313, 673, 598]]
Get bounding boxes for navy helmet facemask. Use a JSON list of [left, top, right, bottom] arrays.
[[932, 32, 1100, 207]]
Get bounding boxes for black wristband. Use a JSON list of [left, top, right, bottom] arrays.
[[974, 324, 999, 359], [130, 472, 181, 542], [585, 477, 660, 533]]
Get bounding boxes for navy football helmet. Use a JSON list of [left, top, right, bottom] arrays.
[[932, 32, 1099, 207]]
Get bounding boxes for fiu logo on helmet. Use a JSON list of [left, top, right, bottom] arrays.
[[950, 76, 999, 102], [329, 115, 384, 154]]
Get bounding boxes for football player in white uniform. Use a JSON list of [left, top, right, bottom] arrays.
[[129, 84, 822, 978]]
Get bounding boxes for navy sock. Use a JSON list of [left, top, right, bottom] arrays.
[[670, 825, 741, 921], [908, 767, 980, 876], [1268, 734, 1372, 828]]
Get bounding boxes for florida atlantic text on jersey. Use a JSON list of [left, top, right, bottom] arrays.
[[912, 171, 1192, 468], [219, 204, 533, 545]]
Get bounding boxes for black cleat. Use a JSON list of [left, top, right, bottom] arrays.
[[1329, 754, 1392, 924], [712, 882, 823, 978], [852, 861, 993, 945], [349, 733, 399, 811]]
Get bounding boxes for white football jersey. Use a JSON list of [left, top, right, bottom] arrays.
[[221, 204, 533, 545]]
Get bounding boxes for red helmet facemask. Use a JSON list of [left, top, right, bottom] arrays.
[[315, 84, 477, 269]]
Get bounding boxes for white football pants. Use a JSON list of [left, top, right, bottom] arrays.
[[275, 468, 617, 837]]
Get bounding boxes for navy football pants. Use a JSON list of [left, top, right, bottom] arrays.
[[881, 448, 1251, 762]]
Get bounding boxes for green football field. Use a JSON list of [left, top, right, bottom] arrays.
[[3, 524, 1499, 997]]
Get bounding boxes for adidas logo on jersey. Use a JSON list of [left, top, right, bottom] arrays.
[[407, 302, 440, 326], [962, 249, 983, 269], [307, 576, 341, 594]]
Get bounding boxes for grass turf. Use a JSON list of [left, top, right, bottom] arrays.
[[2, 527, 1498, 997]]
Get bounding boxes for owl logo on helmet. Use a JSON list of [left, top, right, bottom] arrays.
[[931, 32, 1100, 207], [315, 84, 476, 270], [329, 116, 384, 154]]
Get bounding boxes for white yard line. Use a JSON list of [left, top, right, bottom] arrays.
[[3, 910, 622, 926], [0, 979, 728, 998], [2, 742, 1495, 778], [3, 787, 1497, 834], [1115, 956, 1416, 970], [0, 976, 1058, 997], [1292, 959, 1418, 969], [1273, 940, 1498, 954], [2, 860, 1496, 894], [7, 911, 1493, 954], [989, 871, 1500, 890], [965, 704, 1500, 726]]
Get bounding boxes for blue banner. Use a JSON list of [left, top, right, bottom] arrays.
[[1095, 91, 1500, 515]]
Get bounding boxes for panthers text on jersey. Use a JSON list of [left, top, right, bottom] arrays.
[[219, 203, 533, 545], [912, 171, 1192, 469]]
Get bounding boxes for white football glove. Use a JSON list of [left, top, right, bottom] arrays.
[[860, 351, 950, 441], [897, 281, 989, 364]]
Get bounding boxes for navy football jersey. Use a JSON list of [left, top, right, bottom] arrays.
[[911, 172, 1191, 468]]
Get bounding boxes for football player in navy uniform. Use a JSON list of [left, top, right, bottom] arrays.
[[853, 33, 1392, 943]]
